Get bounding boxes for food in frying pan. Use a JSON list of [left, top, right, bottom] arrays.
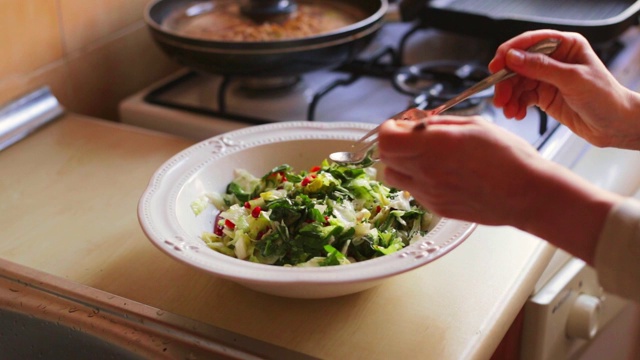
[[163, 1, 366, 42]]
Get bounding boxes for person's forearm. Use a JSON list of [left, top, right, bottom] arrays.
[[517, 162, 624, 265]]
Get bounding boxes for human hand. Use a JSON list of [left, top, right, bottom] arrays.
[[490, 30, 640, 150], [377, 115, 623, 264], [377, 116, 544, 226]]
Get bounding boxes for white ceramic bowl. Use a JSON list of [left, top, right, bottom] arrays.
[[138, 122, 475, 298]]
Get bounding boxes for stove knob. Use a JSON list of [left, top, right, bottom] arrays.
[[566, 293, 601, 340]]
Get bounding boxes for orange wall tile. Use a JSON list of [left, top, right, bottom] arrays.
[[0, 1, 64, 79], [66, 24, 179, 121], [58, 0, 150, 52], [0, 0, 180, 121]]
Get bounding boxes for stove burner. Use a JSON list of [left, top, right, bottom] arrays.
[[234, 76, 301, 92], [216, 75, 304, 114], [393, 60, 493, 113]]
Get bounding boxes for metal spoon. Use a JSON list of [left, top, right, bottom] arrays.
[[329, 38, 561, 165]]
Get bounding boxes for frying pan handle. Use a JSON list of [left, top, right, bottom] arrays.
[[398, 0, 427, 21]]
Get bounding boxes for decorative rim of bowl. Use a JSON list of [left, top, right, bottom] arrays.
[[138, 121, 475, 285]]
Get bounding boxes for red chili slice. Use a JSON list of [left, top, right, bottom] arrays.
[[213, 213, 224, 235], [301, 174, 317, 187]]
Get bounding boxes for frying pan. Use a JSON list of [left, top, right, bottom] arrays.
[[402, 0, 640, 44], [144, 0, 388, 78]]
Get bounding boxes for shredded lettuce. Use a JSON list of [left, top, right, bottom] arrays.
[[192, 160, 432, 267]]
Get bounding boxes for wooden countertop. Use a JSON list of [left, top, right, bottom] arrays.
[[0, 113, 556, 359]]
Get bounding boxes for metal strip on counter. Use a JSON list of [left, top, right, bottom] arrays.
[[0, 257, 318, 359], [0, 86, 64, 152]]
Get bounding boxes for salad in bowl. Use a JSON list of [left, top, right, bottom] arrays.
[[138, 122, 475, 298], [192, 160, 433, 267]]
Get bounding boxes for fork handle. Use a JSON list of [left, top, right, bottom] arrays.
[[429, 38, 560, 116], [353, 38, 561, 144]]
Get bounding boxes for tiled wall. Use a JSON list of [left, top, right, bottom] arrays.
[[0, 0, 180, 121]]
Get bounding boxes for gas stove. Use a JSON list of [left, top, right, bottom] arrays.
[[120, 21, 561, 146], [120, 21, 640, 163]]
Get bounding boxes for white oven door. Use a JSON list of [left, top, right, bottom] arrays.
[[520, 254, 634, 360]]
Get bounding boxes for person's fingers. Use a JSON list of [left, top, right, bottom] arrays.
[[378, 116, 471, 156], [492, 77, 514, 109], [381, 166, 414, 191], [500, 80, 531, 119], [503, 33, 601, 94], [379, 117, 479, 182], [377, 120, 420, 155], [489, 29, 567, 72], [505, 48, 569, 85]]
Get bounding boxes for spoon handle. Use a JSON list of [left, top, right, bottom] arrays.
[[425, 68, 515, 117]]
